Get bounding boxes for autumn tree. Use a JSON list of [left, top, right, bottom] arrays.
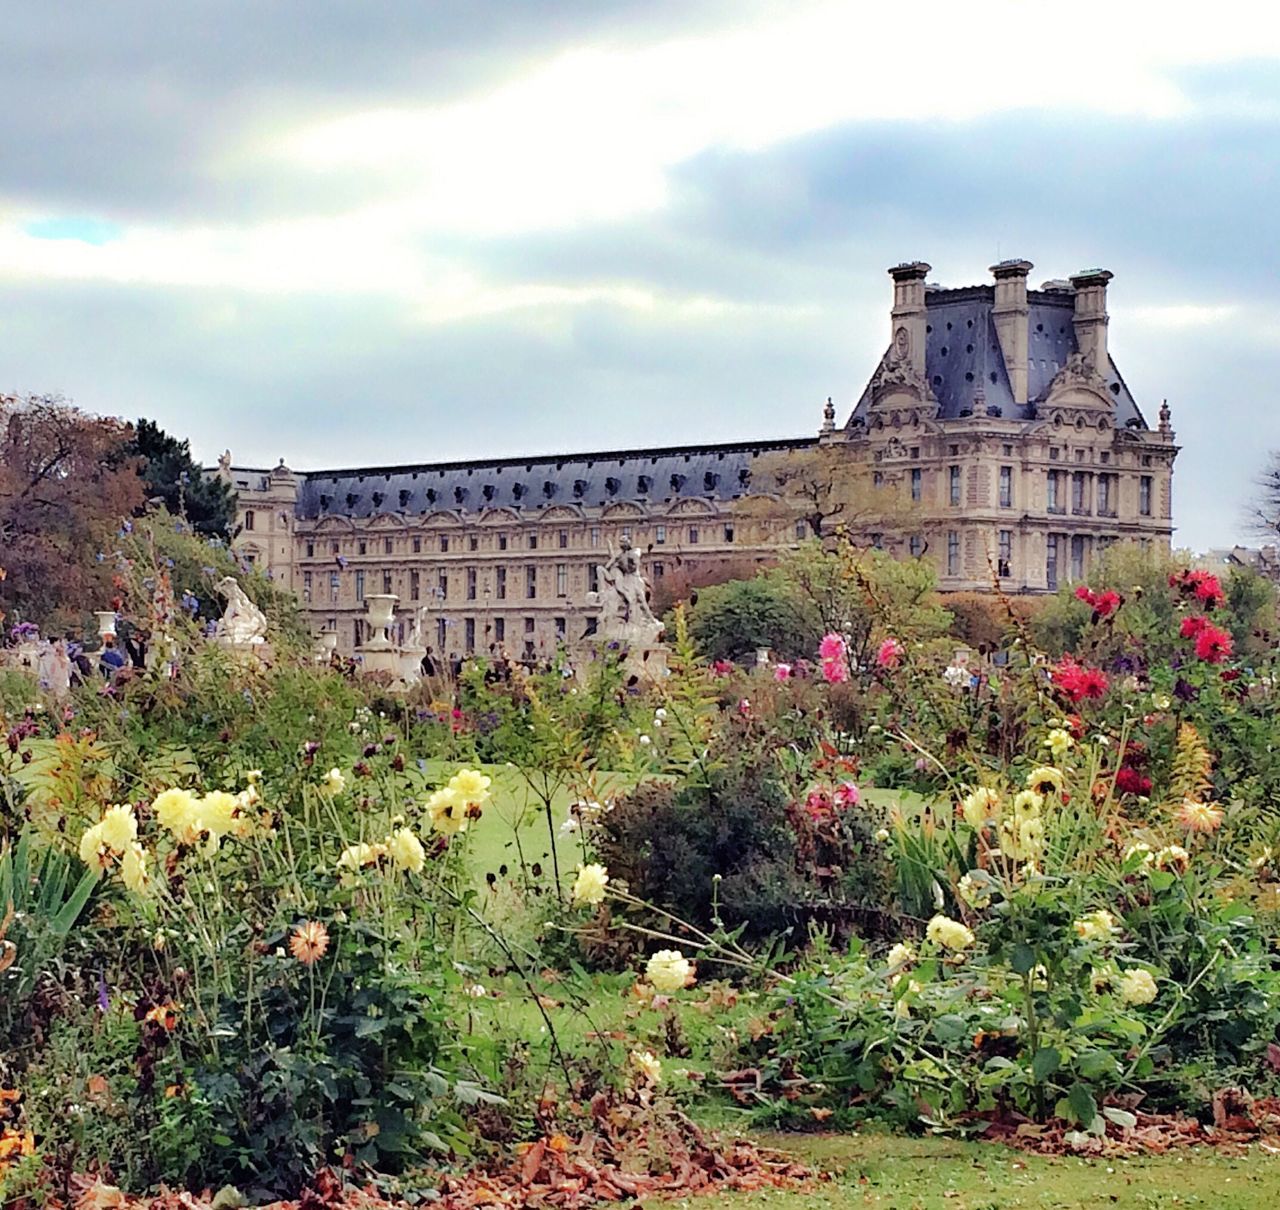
[[0, 394, 145, 631], [127, 417, 236, 538], [747, 443, 915, 543]]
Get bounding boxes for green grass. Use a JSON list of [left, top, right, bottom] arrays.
[[669, 1131, 1280, 1209]]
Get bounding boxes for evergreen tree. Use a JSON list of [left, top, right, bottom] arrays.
[[129, 418, 235, 537]]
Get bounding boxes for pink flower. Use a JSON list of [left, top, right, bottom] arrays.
[[833, 781, 861, 808], [876, 638, 903, 669], [818, 633, 847, 662], [773, 663, 792, 682], [738, 698, 752, 716], [711, 660, 735, 676], [821, 658, 848, 684]]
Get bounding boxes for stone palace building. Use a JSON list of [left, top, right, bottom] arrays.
[[220, 259, 1178, 658]]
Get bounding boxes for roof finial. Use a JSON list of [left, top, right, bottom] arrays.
[[821, 396, 835, 432], [1158, 398, 1172, 436]]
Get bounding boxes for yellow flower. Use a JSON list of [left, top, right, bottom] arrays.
[[1000, 814, 1044, 861], [1177, 799, 1224, 834], [926, 914, 975, 952], [1117, 968, 1158, 1006], [1026, 766, 1065, 796], [1154, 844, 1189, 872], [98, 804, 138, 854], [153, 788, 203, 845], [448, 768, 492, 805], [199, 791, 240, 838], [960, 787, 1000, 828], [886, 942, 914, 970], [1044, 728, 1074, 760], [572, 862, 609, 905], [121, 843, 150, 895], [1012, 790, 1044, 821], [1073, 909, 1118, 942], [78, 823, 112, 873], [336, 841, 387, 872], [388, 827, 426, 873], [320, 767, 346, 796], [646, 949, 693, 993], [630, 1049, 662, 1085], [957, 870, 993, 909], [1123, 840, 1155, 867], [426, 787, 468, 835]]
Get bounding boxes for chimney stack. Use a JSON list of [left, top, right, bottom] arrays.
[[887, 261, 930, 380], [990, 259, 1033, 404], [1069, 268, 1114, 372]]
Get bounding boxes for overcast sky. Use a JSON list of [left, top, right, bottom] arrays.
[[2, 1, 1278, 551]]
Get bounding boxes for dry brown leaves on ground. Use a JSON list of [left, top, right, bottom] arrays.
[[973, 1088, 1280, 1156]]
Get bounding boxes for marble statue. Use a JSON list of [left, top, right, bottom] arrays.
[[213, 576, 268, 646], [596, 538, 662, 643]]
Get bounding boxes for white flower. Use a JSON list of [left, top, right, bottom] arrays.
[[320, 767, 346, 795], [654, 708, 668, 720], [639, 734, 652, 746], [1118, 968, 1158, 1006], [572, 863, 609, 905], [463, 983, 487, 999], [645, 949, 693, 993]]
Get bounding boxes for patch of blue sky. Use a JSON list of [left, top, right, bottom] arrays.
[[23, 216, 123, 245]]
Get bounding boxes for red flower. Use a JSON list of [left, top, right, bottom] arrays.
[[1115, 766, 1153, 796], [1169, 568, 1225, 610], [1180, 614, 1208, 639], [1193, 623, 1232, 664], [1075, 585, 1095, 604], [1074, 586, 1121, 619], [1050, 655, 1109, 703]]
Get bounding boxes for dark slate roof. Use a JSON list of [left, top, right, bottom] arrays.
[[288, 437, 817, 520], [851, 285, 1146, 428]]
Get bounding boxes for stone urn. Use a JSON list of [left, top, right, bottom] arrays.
[[96, 611, 118, 639], [358, 594, 400, 675]]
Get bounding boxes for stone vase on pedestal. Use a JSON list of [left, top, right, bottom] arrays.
[[357, 594, 400, 676], [96, 611, 118, 639]]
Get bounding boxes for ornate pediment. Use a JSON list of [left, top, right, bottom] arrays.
[[1043, 352, 1112, 408], [864, 349, 939, 415], [540, 505, 586, 522], [666, 497, 717, 516]]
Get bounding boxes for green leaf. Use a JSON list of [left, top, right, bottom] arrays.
[[1030, 1047, 1061, 1082], [1009, 943, 1037, 975], [1067, 1082, 1097, 1126]]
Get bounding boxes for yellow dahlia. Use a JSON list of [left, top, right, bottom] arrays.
[[153, 787, 203, 845], [388, 827, 426, 873], [448, 768, 492, 805], [78, 823, 112, 873], [960, 787, 1000, 828], [121, 842, 150, 895], [645, 949, 693, 993], [426, 787, 468, 835], [1073, 909, 1118, 942], [1117, 968, 1158, 1006], [926, 914, 975, 952], [1026, 766, 1065, 796], [572, 862, 609, 905], [98, 804, 138, 853]]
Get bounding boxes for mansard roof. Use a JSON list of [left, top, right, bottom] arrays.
[[849, 284, 1146, 428], [289, 436, 816, 520]]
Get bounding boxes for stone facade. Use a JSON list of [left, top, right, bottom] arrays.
[[220, 259, 1177, 658]]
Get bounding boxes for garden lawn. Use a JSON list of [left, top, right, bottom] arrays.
[[676, 1131, 1280, 1209]]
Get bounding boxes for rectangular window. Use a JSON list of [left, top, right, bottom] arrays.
[[331, 541, 340, 554], [724, 524, 735, 542], [496, 567, 507, 600], [1072, 471, 1089, 514], [306, 541, 315, 557], [559, 529, 568, 549], [524, 616, 535, 634], [621, 526, 632, 542], [465, 618, 475, 653], [526, 566, 537, 599], [358, 539, 367, 555], [556, 564, 567, 597], [528, 534, 538, 550], [498, 533, 508, 551], [871, 532, 883, 550], [303, 571, 312, 602], [656, 524, 666, 544], [437, 571, 448, 599], [1002, 443, 1013, 456], [410, 570, 420, 601], [466, 567, 477, 600], [382, 570, 392, 594], [437, 617, 446, 650], [908, 535, 922, 557], [949, 466, 961, 506], [873, 471, 884, 489], [998, 529, 1012, 578], [1047, 535, 1059, 590], [354, 620, 362, 648], [494, 617, 505, 643], [355, 570, 365, 601], [555, 616, 567, 642], [384, 538, 393, 554], [1071, 534, 1086, 581], [911, 468, 922, 502], [999, 466, 1013, 508], [652, 561, 664, 577], [1047, 470, 1062, 514], [590, 527, 600, 547], [795, 520, 807, 539], [440, 536, 449, 553], [1098, 473, 1116, 516], [1139, 475, 1153, 516], [244, 510, 255, 531], [689, 526, 699, 544], [329, 572, 340, 604], [947, 530, 960, 576], [412, 536, 421, 553], [588, 563, 599, 592]]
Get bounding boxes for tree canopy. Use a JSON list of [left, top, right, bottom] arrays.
[[127, 417, 236, 538]]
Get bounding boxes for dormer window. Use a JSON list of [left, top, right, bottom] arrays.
[[670, 472, 686, 492], [703, 471, 719, 492], [605, 477, 620, 495]]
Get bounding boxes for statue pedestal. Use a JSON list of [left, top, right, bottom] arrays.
[[398, 645, 426, 686], [357, 642, 400, 677], [586, 620, 668, 683]]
